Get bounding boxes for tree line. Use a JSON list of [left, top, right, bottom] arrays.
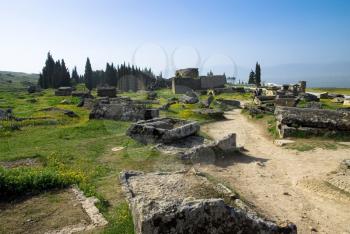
[[248, 62, 261, 87], [38, 52, 156, 90]]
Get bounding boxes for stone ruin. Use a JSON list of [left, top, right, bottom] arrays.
[[97, 87, 117, 98], [253, 81, 308, 110], [127, 117, 240, 163], [275, 106, 350, 138], [55, 87, 73, 96], [89, 97, 159, 121], [120, 170, 297, 234], [172, 68, 227, 94], [127, 117, 200, 144], [327, 159, 350, 194]]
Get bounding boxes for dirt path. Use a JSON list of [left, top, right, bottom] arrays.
[[199, 109, 350, 234]]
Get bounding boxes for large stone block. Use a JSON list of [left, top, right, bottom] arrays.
[[127, 117, 200, 144], [120, 171, 297, 234], [90, 103, 158, 121], [55, 87, 73, 96], [97, 87, 117, 97]]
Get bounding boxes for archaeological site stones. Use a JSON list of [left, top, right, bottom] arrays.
[[172, 68, 227, 94], [89, 97, 159, 121], [127, 117, 200, 144], [120, 170, 297, 234], [54, 86, 73, 96], [97, 87, 117, 97], [275, 106, 350, 138]]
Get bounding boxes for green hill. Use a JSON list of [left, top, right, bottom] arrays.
[[0, 71, 39, 91]]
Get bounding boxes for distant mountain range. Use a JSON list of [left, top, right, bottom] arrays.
[[199, 62, 350, 88], [236, 62, 350, 88]]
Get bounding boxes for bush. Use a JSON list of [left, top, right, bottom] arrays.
[[0, 167, 85, 197]]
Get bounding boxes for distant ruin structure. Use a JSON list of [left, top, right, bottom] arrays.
[[172, 68, 227, 94], [55, 87, 73, 96]]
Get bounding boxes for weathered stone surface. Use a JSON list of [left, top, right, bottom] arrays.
[[156, 134, 238, 163], [275, 106, 350, 130], [298, 93, 319, 102], [127, 117, 200, 144], [179, 91, 199, 104], [192, 108, 224, 119], [97, 87, 116, 97], [275, 97, 298, 107], [120, 170, 297, 234], [344, 99, 350, 106], [275, 106, 350, 137], [55, 87, 73, 96], [305, 101, 322, 109], [90, 103, 158, 122], [319, 92, 329, 99], [328, 93, 345, 99], [27, 85, 41, 94], [254, 96, 276, 106], [327, 159, 350, 194], [72, 91, 93, 98], [175, 68, 199, 78], [331, 97, 344, 103]]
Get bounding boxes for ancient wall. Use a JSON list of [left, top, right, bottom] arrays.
[[172, 77, 201, 94], [175, 68, 199, 78], [200, 75, 227, 89]]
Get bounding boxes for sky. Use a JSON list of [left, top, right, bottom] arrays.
[[0, 0, 350, 80]]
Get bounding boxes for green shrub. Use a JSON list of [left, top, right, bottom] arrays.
[[0, 167, 85, 197]]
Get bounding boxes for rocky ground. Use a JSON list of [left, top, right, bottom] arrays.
[[200, 109, 350, 234]]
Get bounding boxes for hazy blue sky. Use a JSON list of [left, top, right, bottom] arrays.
[[1, 0, 350, 78]]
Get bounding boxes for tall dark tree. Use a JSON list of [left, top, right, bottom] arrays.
[[255, 62, 261, 87], [60, 59, 71, 87], [105, 62, 117, 86], [71, 66, 79, 84], [248, 70, 255, 84], [38, 52, 55, 88], [84, 58, 93, 91]]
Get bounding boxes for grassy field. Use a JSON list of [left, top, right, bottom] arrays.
[[307, 87, 350, 95], [0, 76, 252, 233]]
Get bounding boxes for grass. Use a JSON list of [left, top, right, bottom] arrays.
[[307, 88, 350, 95], [0, 82, 201, 233]]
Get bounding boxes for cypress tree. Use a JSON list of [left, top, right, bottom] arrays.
[[60, 59, 71, 87], [84, 58, 93, 91], [255, 62, 261, 87], [71, 66, 79, 84], [248, 70, 255, 84]]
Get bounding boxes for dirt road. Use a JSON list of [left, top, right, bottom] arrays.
[[200, 110, 350, 234]]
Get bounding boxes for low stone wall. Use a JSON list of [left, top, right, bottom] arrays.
[[55, 87, 73, 96], [200, 76, 226, 89], [89, 103, 158, 121], [275, 97, 298, 107], [97, 87, 117, 97], [172, 78, 201, 94]]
